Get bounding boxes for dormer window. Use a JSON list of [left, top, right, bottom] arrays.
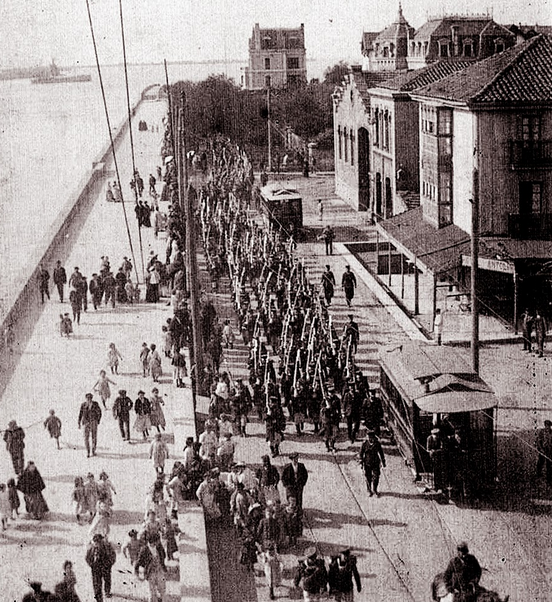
[[494, 38, 505, 53], [438, 40, 450, 57], [410, 42, 415, 55], [383, 46, 389, 58], [463, 40, 473, 57], [390, 43, 395, 57]]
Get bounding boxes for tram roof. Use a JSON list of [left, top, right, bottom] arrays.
[[261, 184, 301, 201], [379, 342, 497, 412]]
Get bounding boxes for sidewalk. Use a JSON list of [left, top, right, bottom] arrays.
[[0, 99, 209, 602]]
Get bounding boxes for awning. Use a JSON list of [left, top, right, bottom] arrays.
[[415, 391, 496, 414], [375, 207, 470, 275]]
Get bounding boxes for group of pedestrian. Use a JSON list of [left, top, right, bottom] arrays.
[[520, 307, 548, 357]]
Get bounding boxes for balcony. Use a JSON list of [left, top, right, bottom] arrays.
[[510, 140, 552, 169], [508, 213, 552, 240]]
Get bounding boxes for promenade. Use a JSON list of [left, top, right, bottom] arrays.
[[2, 115, 552, 602]]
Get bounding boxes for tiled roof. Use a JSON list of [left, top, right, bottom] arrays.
[[413, 34, 552, 104], [377, 61, 474, 92], [412, 17, 514, 41], [333, 69, 397, 110]]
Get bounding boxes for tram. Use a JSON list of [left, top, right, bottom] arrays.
[[260, 184, 303, 233], [379, 342, 497, 499]]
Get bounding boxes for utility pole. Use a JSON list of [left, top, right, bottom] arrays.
[[179, 91, 204, 399], [267, 84, 272, 172], [471, 117, 480, 374]]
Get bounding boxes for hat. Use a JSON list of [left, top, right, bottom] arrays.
[[431, 428, 440, 434], [85, 393, 93, 399], [138, 390, 145, 395], [304, 546, 317, 559], [457, 542, 469, 553], [288, 452, 299, 459], [119, 389, 126, 395], [261, 454, 270, 462], [340, 549, 351, 556], [235, 461, 246, 468]]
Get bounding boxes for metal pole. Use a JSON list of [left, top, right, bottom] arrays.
[[267, 85, 272, 172], [513, 271, 518, 334], [180, 91, 204, 397], [400, 253, 405, 299], [414, 257, 419, 315], [471, 182, 480, 372]]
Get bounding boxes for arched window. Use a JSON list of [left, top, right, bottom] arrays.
[[337, 126, 342, 160], [390, 43, 395, 57], [438, 40, 450, 57], [463, 39, 473, 57], [411, 42, 415, 55], [350, 131, 355, 166], [374, 109, 380, 147]]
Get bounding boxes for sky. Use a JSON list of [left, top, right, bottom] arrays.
[[1, 0, 550, 79]]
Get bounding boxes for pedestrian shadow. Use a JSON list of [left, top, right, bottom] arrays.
[[166, 564, 180, 582], [112, 509, 145, 525]]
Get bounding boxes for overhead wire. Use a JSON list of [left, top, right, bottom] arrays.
[[118, 0, 145, 283], [84, 0, 139, 283]]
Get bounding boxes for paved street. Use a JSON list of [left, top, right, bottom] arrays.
[[2, 128, 552, 602]]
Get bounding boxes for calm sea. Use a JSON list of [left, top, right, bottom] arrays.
[[0, 61, 244, 319]]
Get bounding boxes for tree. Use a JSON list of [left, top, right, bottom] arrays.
[[323, 61, 350, 86]]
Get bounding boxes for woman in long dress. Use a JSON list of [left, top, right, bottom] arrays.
[[150, 388, 166, 432], [88, 491, 112, 539], [149, 344, 162, 383], [17, 461, 49, 520], [134, 391, 152, 440]]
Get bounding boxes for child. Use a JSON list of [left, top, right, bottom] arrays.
[[7, 479, 19, 520], [239, 526, 259, 572], [93, 370, 116, 409], [217, 433, 235, 471], [0, 483, 10, 529], [163, 517, 178, 561], [107, 342, 123, 375], [162, 326, 173, 358], [72, 476, 86, 524], [140, 342, 150, 378], [171, 348, 187, 388], [125, 279, 135, 304], [283, 496, 301, 547], [122, 529, 141, 566], [98, 471, 117, 507], [84, 473, 99, 522], [44, 409, 62, 449], [59, 313, 73, 337]]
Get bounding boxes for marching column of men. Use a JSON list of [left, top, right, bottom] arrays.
[[193, 138, 382, 599]]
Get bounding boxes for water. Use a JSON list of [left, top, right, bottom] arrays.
[[0, 61, 244, 319]]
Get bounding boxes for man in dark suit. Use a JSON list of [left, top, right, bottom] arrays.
[[78, 393, 102, 457], [281, 451, 308, 516]]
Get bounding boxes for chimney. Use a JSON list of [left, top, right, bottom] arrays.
[[451, 25, 460, 56]]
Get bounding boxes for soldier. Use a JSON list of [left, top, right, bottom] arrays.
[[443, 542, 482, 602], [342, 315, 359, 356], [78, 393, 102, 457], [281, 452, 308, 515], [321, 265, 336, 306], [341, 266, 357, 307], [359, 430, 386, 496], [37, 265, 50, 304], [328, 549, 362, 602]]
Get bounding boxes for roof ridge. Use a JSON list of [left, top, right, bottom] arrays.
[[473, 34, 543, 102]]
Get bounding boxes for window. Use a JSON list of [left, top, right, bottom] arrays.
[[287, 57, 300, 70], [423, 41, 428, 55], [390, 43, 395, 57], [374, 109, 380, 147], [439, 172, 452, 226], [338, 126, 342, 160], [350, 132, 355, 165], [438, 109, 452, 135], [521, 115, 541, 141], [463, 41, 473, 57], [411, 42, 415, 55], [265, 75, 271, 88], [494, 38, 505, 54], [439, 40, 450, 57], [383, 111, 390, 151], [383, 46, 389, 58], [265, 57, 271, 70]]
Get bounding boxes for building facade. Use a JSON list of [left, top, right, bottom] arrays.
[[244, 23, 307, 90]]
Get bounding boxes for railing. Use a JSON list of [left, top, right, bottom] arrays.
[[508, 213, 552, 239], [510, 140, 552, 168]]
